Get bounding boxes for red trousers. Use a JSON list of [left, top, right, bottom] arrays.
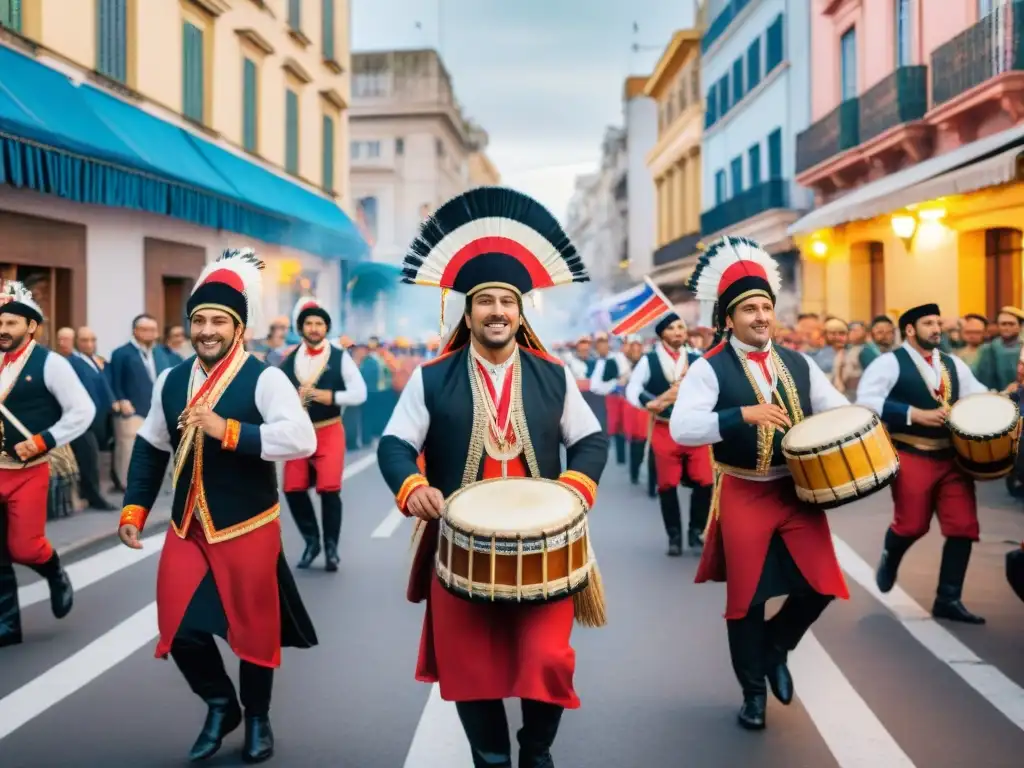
[[0, 463, 52, 565], [890, 450, 979, 540], [696, 475, 850, 619], [651, 421, 713, 492], [624, 403, 649, 441], [606, 394, 625, 436], [283, 421, 345, 493]]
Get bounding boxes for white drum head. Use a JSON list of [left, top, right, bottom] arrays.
[[446, 478, 581, 535], [783, 405, 875, 451], [949, 393, 1018, 435]]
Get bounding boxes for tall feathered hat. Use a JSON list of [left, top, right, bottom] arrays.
[[187, 248, 265, 329], [0, 280, 44, 325], [687, 235, 782, 329], [292, 295, 331, 332]]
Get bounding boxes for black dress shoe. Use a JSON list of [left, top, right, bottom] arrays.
[[324, 542, 340, 573], [932, 598, 985, 624], [242, 714, 274, 763], [188, 697, 242, 762], [765, 647, 793, 705], [667, 539, 682, 557], [296, 539, 321, 570], [49, 569, 74, 619], [737, 694, 766, 730], [687, 529, 704, 552]]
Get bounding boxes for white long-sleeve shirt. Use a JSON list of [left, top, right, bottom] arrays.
[[293, 344, 368, 407], [588, 355, 624, 396], [669, 337, 848, 480], [0, 342, 95, 450], [137, 362, 316, 461], [855, 341, 988, 425]]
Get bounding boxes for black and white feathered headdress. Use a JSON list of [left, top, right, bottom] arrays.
[[187, 248, 266, 329], [0, 280, 44, 325], [687, 235, 782, 328]]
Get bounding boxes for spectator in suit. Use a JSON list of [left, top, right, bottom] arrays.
[[108, 314, 175, 489], [57, 328, 116, 510]]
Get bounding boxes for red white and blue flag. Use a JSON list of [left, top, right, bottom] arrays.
[[601, 278, 674, 336]]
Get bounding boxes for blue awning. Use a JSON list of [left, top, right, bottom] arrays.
[[0, 45, 368, 261]]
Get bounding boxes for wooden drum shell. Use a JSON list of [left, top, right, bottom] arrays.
[[950, 425, 1021, 480]]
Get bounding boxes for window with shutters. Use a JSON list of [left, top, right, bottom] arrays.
[[747, 39, 761, 91], [0, 0, 21, 32], [285, 89, 299, 174], [96, 0, 128, 82], [731, 58, 743, 103], [748, 143, 762, 187], [767, 128, 783, 179], [717, 75, 729, 117], [322, 114, 335, 192], [730, 156, 743, 198], [766, 15, 784, 72], [705, 87, 717, 127], [242, 58, 258, 153], [288, 0, 301, 31], [322, 0, 335, 61], [714, 170, 727, 206], [182, 22, 205, 123]]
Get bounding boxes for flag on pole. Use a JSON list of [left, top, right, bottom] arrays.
[[604, 277, 674, 336]]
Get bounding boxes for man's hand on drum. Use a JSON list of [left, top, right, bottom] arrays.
[[407, 485, 445, 520], [911, 406, 948, 427], [741, 403, 792, 430]]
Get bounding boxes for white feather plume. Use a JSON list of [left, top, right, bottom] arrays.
[[689, 236, 782, 324], [0, 280, 44, 321], [193, 248, 265, 330]]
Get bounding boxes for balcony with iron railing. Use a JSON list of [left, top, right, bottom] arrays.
[[795, 100, 860, 175], [859, 65, 929, 144], [652, 231, 702, 268], [700, 179, 790, 236]]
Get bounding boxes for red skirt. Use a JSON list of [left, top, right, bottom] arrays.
[[624, 403, 650, 442], [408, 457, 579, 708], [695, 474, 850, 619], [606, 394, 625, 436]]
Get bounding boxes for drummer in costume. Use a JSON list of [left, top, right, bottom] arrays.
[[377, 187, 609, 768], [669, 236, 851, 730], [117, 250, 318, 763], [856, 303, 990, 624], [626, 313, 711, 555], [280, 296, 367, 571], [0, 281, 94, 648]]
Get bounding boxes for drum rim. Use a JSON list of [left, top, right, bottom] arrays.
[[781, 405, 882, 457], [948, 393, 1022, 441], [442, 476, 587, 538]]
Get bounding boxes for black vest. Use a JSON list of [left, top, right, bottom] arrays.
[[280, 345, 347, 424], [644, 349, 701, 421], [2, 345, 62, 454], [420, 346, 566, 498], [161, 356, 279, 538], [886, 347, 961, 451], [706, 344, 813, 471], [599, 357, 619, 382]]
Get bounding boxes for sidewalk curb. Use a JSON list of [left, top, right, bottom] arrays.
[[57, 518, 172, 559]]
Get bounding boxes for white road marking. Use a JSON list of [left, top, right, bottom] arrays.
[[344, 451, 378, 479], [833, 534, 1024, 732], [402, 684, 472, 767], [371, 506, 404, 539], [790, 631, 916, 767], [0, 603, 159, 741]]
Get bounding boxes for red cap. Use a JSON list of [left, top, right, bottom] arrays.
[[717, 261, 769, 298]]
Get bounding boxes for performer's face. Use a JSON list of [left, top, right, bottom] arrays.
[[595, 338, 610, 357], [301, 316, 328, 345], [0, 315, 32, 351], [909, 316, 942, 351], [728, 297, 775, 348], [466, 288, 520, 350], [190, 310, 238, 365], [659, 320, 686, 350]]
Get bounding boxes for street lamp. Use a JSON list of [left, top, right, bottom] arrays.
[[890, 213, 918, 251]]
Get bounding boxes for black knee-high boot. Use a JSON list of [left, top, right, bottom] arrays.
[[726, 603, 768, 730], [613, 434, 626, 465], [455, 700, 512, 767], [933, 537, 985, 624], [170, 632, 241, 761], [658, 490, 682, 556], [28, 550, 73, 619], [0, 563, 21, 648], [628, 440, 644, 484], [875, 527, 915, 593], [518, 699, 563, 768], [764, 592, 834, 704], [240, 661, 275, 763], [319, 492, 342, 572], [286, 491, 321, 569], [688, 484, 712, 550]]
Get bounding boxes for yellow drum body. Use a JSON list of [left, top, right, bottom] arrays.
[[948, 393, 1021, 480], [436, 477, 593, 604], [781, 405, 900, 509]]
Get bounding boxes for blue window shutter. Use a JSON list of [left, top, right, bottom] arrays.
[[286, 89, 299, 174], [322, 0, 335, 60], [322, 114, 335, 191], [97, 0, 128, 82], [289, 0, 301, 29], [182, 23, 204, 122], [730, 156, 743, 197], [243, 59, 258, 152], [766, 15, 784, 72], [767, 128, 783, 179], [1, 0, 22, 32]]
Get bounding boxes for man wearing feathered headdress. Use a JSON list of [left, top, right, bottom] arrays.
[[669, 236, 852, 731], [626, 312, 713, 556], [279, 296, 367, 571], [376, 187, 608, 767], [0, 281, 95, 650], [116, 250, 318, 764]]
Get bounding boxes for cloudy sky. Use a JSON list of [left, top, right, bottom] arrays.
[[352, 0, 698, 223]]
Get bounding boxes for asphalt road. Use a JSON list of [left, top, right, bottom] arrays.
[[1, 449, 1023, 767]]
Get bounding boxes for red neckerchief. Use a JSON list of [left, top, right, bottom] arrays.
[[475, 359, 515, 443], [662, 343, 680, 361], [0, 340, 31, 374], [746, 349, 773, 385], [188, 339, 242, 407], [305, 343, 326, 357]]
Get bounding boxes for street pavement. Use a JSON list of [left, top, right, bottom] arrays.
[[1, 448, 1023, 767]]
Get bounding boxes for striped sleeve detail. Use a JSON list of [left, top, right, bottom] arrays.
[[120, 504, 149, 532], [559, 470, 597, 509], [396, 473, 430, 512]]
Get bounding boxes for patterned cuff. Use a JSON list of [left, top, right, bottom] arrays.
[[559, 470, 597, 510], [221, 419, 241, 451], [32, 434, 50, 454], [396, 473, 429, 513], [120, 504, 149, 532]]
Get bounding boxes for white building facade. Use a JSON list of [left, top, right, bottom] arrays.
[[623, 80, 659, 282]]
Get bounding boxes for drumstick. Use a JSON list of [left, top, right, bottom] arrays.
[[771, 390, 789, 433]]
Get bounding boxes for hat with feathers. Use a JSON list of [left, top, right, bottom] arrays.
[[292, 296, 331, 332], [0, 280, 44, 325], [187, 248, 265, 329], [687, 236, 782, 329]]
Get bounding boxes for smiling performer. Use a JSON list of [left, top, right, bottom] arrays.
[[0, 281, 94, 648], [625, 312, 710, 556], [117, 250, 318, 764], [669, 236, 851, 731], [377, 187, 608, 768], [856, 303, 990, 624], [280, 296, 367, 571]]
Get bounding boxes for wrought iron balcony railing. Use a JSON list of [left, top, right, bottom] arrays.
[[795, 98, 860, 174], [700, 179, 790, 236], [858, 65, 928, 144], [652, 231, 702, 268]]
